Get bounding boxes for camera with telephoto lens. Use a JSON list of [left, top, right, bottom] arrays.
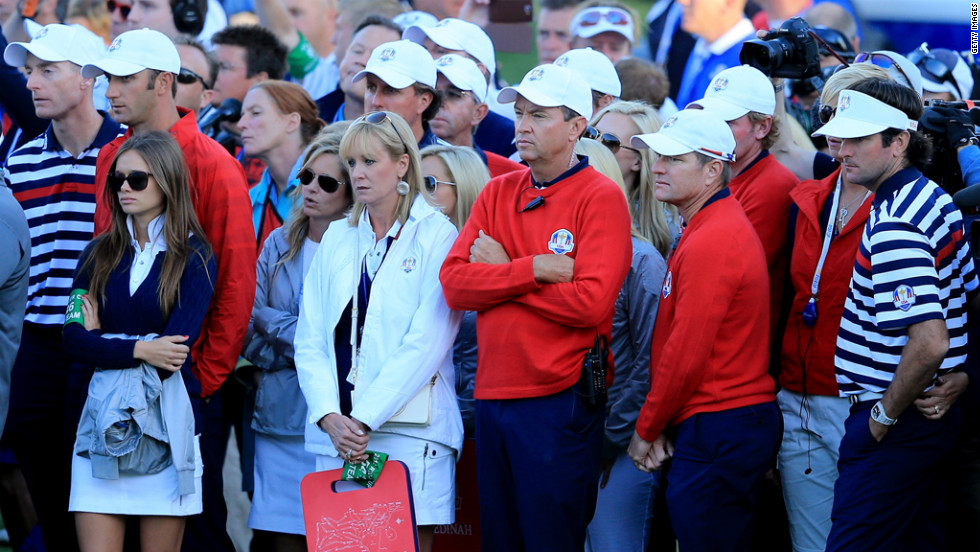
[[919, 99, 980, 196], [740, 17, 821, 80]]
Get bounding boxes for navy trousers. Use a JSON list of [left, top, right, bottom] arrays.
[[826, 400, 961, 552], [666, 401, 782, 552], [475, 387, 604, 552]]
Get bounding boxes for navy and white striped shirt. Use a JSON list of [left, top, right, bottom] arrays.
[[2, 115, 122, 327], [836, 167, 978, 395]]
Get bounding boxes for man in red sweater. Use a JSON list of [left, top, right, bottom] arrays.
[[83, 29, 254, 551], [627, 109, 780, 552], [440, 64, 631, 551], [690, 65, 799, 359]]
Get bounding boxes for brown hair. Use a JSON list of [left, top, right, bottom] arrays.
[[251, 80, 326, 143], [615, 57, 669, 109], [82, 131, 212, 318]]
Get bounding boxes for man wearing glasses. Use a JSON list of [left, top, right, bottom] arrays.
[[83, 28, 254, 552], [1, 23, 121, 552], [173, 36, 215, 116], [441, 64, 632, 551]]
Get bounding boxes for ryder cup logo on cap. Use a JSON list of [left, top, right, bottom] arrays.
[[353, 40, 436, 89], [4, 23, 107, 68], [554, 48, 621, 97], [812, 89, 919, 139], [690, 65, 776, 121], [435, 54, 489, 103], [630, 109, 737, 162], [497, 64, 592, 119], [403, 17, 497, 76], [81, 28, 179, 79]]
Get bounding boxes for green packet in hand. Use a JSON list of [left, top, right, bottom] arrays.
[[341, 451, 388, 488]]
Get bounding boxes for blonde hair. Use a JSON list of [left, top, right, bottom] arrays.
[[575, 140, 643, 241], [591, 100, 676, 257], [821, 64, 893, 107], [340, 111, 423, 227], [280, 122, 354, 267], [419, 145, 490, 230]]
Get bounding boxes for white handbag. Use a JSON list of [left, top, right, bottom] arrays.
[[387, 374, 437, 426]]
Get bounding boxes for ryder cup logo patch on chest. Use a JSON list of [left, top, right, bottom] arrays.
[[662, 271, 672, 299], [893, 284, 916, 311], [548, 229, 574, 254], [401, 256, 417, 273]]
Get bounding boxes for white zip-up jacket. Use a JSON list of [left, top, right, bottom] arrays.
[[295, 196, 464, 457]]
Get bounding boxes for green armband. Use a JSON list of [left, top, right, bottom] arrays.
[[288, 32, 320, 79]]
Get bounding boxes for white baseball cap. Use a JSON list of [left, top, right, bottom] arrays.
[[393, 11, 439, 30], [436, 54, 489, 103], [689, 65, 775, 121], [4, 23, 106, 68], [497, 64, 592, 119], [353, 40, 437, 89], [82, 28, 179, 78], [631, 109, 737, 162], [403, 18, 497, 76], [554, 48, 621, 97], [811, 89, 919, 139], [570, 6, 634, 44], [856, 50, 923, 97], [917, 48, 974, 99]]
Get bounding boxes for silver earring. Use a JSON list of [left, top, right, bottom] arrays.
[[396, 180, 410, 195]]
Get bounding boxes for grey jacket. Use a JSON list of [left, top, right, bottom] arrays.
[[603, 238, 667, 460], [0, 183, 29, 437], [242, 228, 308, 435], [75, 333, 196, 495]]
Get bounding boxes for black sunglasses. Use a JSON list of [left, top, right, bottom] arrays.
[[177, 67, 210, 90], [299, 168, 343, 193], [818, 103, 836, 125], [108, 170, 153, 192], [582, 126, 640, 154], [908, 44, 961, 96], [359, 111, 409, 154], [423, 175, 456, 194], [106, 0, 131, 19]]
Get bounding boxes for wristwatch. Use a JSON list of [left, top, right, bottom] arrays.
[[871, 401, 897, 426]]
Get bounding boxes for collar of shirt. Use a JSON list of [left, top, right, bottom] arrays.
[[531, 155, 590, 189], [700, 18, 756, 56], [738, 149, 770, 176], [872, 166, 923, 209], [333, 102, 346, 123], [127, 214, 167, 254], [358, 209, 404, 280], [127, 214, 168, 294], [43, 111, 123, 155]]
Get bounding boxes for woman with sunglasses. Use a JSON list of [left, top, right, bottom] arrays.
[[295, 111, 462, 552], [590, 100, 678, 257], [241, 123, 353, 551], [418, 145, 490, 439], [572, 138, 666, 552], [64, 131, 215, 552], [239, 80, 326, 250]]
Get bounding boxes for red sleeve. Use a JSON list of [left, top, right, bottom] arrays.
[[189, 150, 257, 396], [440, 180, 542, 311], [635, 234, 737, 442], [94, 138, 123, 235]]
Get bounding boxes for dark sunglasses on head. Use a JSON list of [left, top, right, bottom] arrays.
[[359, 111, 409, 154], [106, 0, 131, 19], [907, 43, 961, 96], [577, 7, 630, 27], [108, 170, 152, 192], [423, 175, 456, 194], [582, 126, 640, 155], [177, 67, 210, 90], [299, 168, 343, 193], [818, 103, 836, 125]]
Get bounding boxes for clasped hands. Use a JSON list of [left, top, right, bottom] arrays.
[[469, 230, 573, 283], [318, 413, 370, 463], [628, 432, 674, 473]]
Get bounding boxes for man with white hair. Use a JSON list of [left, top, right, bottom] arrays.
[[432, 54, 523, 176], [690, 65, 798, 353], [441, 64, 632, 551], [83, 28, 255, 552], [628, 108, 780, 552], [1, 24, 122, 552], [554, 47, 621, 117], [815, 78, 978, 552], [404, 17, 517, 158]]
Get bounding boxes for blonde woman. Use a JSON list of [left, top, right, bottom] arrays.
[[590, 100, 678, 256], [295, 112, 462, 552], [575, 138, 666, 552]]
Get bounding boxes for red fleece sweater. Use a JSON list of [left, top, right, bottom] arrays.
[[440, 164, 632, 400], [729, 152, 798, 343], [94, 108, 257, 397], [636, 192, 775, 441]]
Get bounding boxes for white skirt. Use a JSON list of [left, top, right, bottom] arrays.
[[69, 435, 203, 516], [249, 433, 317, 534], [315, 432, 456, 526]]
